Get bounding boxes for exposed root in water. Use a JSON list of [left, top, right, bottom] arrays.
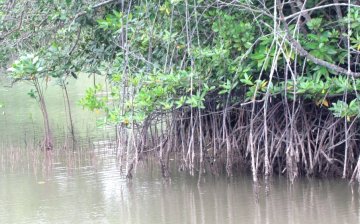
[[116, 99, 359, 183]]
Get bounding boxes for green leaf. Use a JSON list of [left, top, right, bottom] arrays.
[[251, 52, 265, 60], [240, 79, 253, 86], [307, 18, 322, 30]]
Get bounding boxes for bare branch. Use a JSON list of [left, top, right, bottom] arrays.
[[284, 3, 360, 20]]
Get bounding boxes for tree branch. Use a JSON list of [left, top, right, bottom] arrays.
[[0, 10, 24, 42], [284, 3, 360, 21], [277, 1, 360, 77], [295, 0, 311, 23], [68, 27, 82, 55]]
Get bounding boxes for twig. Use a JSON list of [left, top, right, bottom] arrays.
[[68, 27, 82, 55]]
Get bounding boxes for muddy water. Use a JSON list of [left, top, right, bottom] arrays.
[[0, 76, 359, 224], [0, 153, 359, 224]]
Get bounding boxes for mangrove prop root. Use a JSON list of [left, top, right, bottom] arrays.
[[118, 100, 359, 182]]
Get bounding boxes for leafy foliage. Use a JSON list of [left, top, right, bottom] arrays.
[[1, 1, 360, 125]]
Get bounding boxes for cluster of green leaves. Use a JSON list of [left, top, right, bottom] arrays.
[[212, 10, 255, 53], [79, 84, 106, 112], [7, 41, 80, 82], [78, 2, 360, 125], [8, 54, 44, 79], [330, 99, 360, 121], [104, 68, 211, 125], [247, 75, 360, 119]]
